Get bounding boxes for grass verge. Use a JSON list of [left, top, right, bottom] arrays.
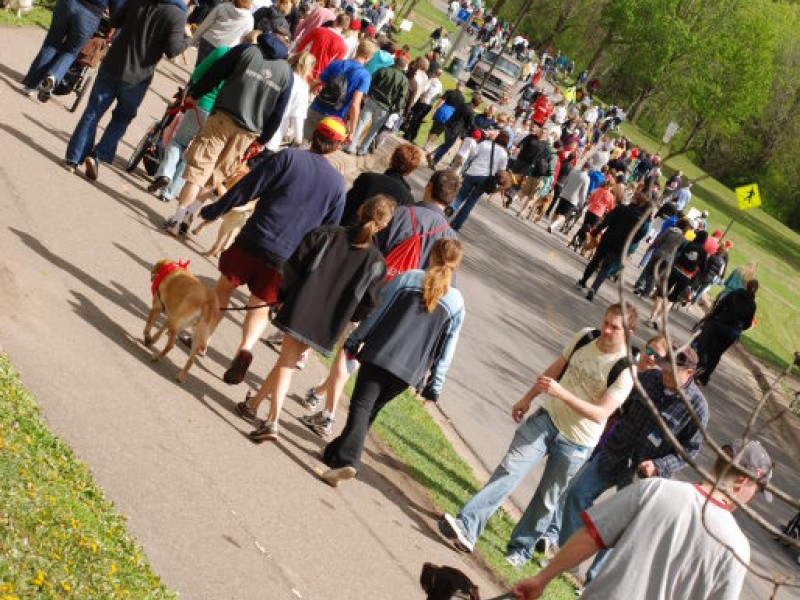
[[0, 3, 52, 28], [0, 354, 175, 599]]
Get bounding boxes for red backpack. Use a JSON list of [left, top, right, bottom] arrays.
[[384, 209, 450, 281]]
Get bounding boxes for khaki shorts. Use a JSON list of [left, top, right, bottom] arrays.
[[521, 175, 544, 196], [182, 111, 257, 188]]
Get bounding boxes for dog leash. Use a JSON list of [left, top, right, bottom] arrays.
[[218, 303, 270, 312]]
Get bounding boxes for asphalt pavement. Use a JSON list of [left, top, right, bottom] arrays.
[[1, 21, 798, 600]]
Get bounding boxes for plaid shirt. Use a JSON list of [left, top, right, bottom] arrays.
[[597, 369, 708, 479]]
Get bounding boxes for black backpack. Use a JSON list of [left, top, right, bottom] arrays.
[[530, 145, 554, 178], [253, 6, 289, 36], [316, 71, 350, 112], [559, 328, 631, 388]]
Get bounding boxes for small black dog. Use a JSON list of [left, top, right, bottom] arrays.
[[420, 562, 481, 600]]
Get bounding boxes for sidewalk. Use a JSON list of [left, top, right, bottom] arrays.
[[0, 27, 502, 599]]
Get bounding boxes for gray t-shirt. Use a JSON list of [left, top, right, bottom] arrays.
[[583, 478, 749, 600]]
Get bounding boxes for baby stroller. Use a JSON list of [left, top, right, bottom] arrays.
[[48, 15, 113, 112], [125, 88, 187, 177]]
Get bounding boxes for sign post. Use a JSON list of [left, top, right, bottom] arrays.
[[656, 121, 679, 155]]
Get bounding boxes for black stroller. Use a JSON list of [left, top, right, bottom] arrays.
[[125, 88, 187, 177], [48, 15, 113, 112]]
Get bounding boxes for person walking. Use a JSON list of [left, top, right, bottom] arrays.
[[163, 29, 295, 234], [465, 42, 486, 72], [320, 238, 466, 486], [439, 304, 637, 564], [575, 192, 650, 301], [344, 55, 409, 156], [294, 12, 349, 79], [511, 440, 772, 600], [300, 169, 460, 437], [513, 128, 555, 219], [559, 346, 708, 582], [570, 180, 615, 249], [694, 279, 758, 385], [191, 0, 254, 65], [264, 50, 315, 151], [22, 0, 125, 98], [448, 131, 509, 231], [633, 217, 692, 297], [237, 196, 395, 442], [547, 162, 591, 233], [428, 92, 480, 169], [194, 117, 349, 385], [64, 0, 190, 178], [402, 68, 443, 143]]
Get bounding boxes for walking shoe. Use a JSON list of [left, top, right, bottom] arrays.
[[223, 350, 253, 385], [179, 221, 190, 236], [438, 513, 474, 553], [586, 290, 595, 301], [37, 75, 55, 102], [575, 279, 586, 289], [535, 537, 552, 554], [84, 156, 99, 181], [147, 176, 170, 194], [236, 395, 257, 423], [301, 411, 335, 437], [248, 420, 279, 443], [166, 220, 181, 236], [505, 553, 527, 568], [62, 160, 77, 173], [320, 465, 357, 487], [295, 352, 308, 370], [264, 330, 284, 350], [22, 85, 37, 97], [301, 386, 325, 411]]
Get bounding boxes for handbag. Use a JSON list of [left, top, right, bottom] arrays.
[[481, 140, 499, 193]]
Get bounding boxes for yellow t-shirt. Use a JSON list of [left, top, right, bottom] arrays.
[[542, 327, 634, 447]]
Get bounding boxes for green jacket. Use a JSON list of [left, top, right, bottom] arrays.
[[369, 65, 409, 112]]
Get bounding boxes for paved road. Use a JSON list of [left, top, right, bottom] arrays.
[[1, 20, 798, 600]]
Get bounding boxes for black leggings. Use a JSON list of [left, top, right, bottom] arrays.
[[323, 362, 409, 471]]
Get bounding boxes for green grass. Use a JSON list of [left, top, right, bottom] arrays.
[[0, 3, 52, 28], [617, 123, 800, 373], [0, 355, 175, 599]]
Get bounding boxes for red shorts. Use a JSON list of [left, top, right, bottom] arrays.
[[218, 241, 283, 304]]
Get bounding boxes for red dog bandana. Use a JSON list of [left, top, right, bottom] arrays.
[[151, 260, 190, 296]]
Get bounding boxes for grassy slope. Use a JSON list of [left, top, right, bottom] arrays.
[[618, 124, 800, 372], [0, 356, 175, 599], [0, 5, 51, 28]]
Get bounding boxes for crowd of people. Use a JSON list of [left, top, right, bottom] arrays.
[[16, 0, 778, 598]]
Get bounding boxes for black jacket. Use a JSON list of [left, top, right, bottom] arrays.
[[595, 203, 649, 255], [103, 0, 189, 85], [274, 226, 386, 356], [707, 289, 756, 332], [342, 170, 415, 226]]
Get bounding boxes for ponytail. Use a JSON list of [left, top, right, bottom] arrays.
[[351, 195, 396, 249], [422, 239, 462, 312]]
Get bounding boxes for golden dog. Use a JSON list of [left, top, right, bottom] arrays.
[[581, 231, 602, 259], [191, 200, 257, 257], [144, 259, 218, 382]]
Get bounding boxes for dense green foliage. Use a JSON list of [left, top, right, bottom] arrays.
[[502, 0, 800, 230]]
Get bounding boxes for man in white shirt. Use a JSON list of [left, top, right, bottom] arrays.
[[512, 439, 772, 599], [440, 304, 637, 566]]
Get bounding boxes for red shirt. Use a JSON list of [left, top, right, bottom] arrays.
[[532, 96, 552, 126], [296, 27, 346, 80], [587, 188, 615, 218]]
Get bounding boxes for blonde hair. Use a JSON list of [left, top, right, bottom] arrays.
[[741, 261, 759, 283], [288, 50, 316, 81], [352, 195, 396, 249], [422, 239, 462, 312], [355, 39, 377, 61]]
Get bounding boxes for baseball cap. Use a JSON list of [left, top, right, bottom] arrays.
[[722, 440, 773, 501], [656, 345, 699, 369], [349, 19, 362, 31], [316, 116, 348, 142]]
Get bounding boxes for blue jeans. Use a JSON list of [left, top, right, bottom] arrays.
[[23, 0, 101, 88], [560, 455, 635, 581], [455, 409, 592, 560], [450, 174, 487, 231], [66, 68, 150, 165], [155, 107, 209, 199], [345, 97, 390, 155], [430, 127, 460, 165]]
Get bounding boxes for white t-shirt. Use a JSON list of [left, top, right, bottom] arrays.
[[464, 139, 508, 177], [266, 72, 310, 151], [419, 78, 442, 105], [583, 479, 749, 600], [541, 327, 633, 447], [410, 69, 429, 107], [456, 136, 477, 160], [553, 105, 568, 124], [194, 3, 255, 48]]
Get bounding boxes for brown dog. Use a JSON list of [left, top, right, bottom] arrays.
[[192, 200, 257, 257], [144, 259, 218, 382], [581, 231, 601, 259], [420, 563, 480, 600]]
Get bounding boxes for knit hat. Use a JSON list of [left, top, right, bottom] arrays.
[[316, 116, 348, 142]]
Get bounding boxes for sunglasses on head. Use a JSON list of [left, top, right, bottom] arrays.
[[645, 346, 664, 360]]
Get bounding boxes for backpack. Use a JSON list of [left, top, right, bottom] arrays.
[[432, 103, 456, 124], [316, 69, 352, 112], [384, 209, 450, 281], [559, 328, 631, 388], [253, 6, 289, 37], [530, 145, 554, 178]]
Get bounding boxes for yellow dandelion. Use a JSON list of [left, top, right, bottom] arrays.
[[0, 583, 13, 593], [31, 571, 45, 587], [61, 581, 71, 591], [110, 563, 118, 574]]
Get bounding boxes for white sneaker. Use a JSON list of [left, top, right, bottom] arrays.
[[505, 553, 527, 568], [320, 466, 357, 487], [439, 513, 475, 553]]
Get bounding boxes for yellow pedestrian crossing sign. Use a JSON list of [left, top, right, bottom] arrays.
[[735, 184, 761, 211]]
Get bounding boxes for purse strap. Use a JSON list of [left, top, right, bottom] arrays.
[[488, 139, 496, 177]]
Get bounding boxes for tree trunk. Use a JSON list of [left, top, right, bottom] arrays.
[[586, 31, 613, 78], [628, 86, 654, 124], [540, 1, 578, 47], [665, 115, 705, 160]]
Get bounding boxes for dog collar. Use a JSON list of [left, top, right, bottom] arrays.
[[151, 260, 190, 296]]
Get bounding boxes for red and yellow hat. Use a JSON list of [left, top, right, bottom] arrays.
[[316, 116, 348, 142]]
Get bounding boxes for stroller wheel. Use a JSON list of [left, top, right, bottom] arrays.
[[69, 74, 92, 113], [126, 127, 158, 173]]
